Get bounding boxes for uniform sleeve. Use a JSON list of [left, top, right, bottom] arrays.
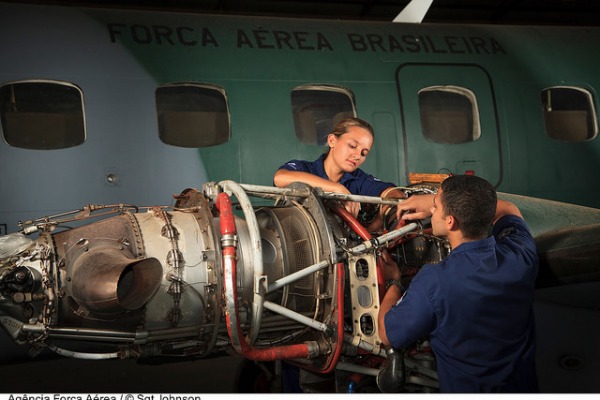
[[350, 169, 395, 197], [383, 269, 436, 350], [277, 159, 312, 173], [492, 215, 538, 265]]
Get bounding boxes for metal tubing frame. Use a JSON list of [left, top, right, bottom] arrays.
[[263, 301, 329, 332], [263, 224, 419, 337], [239, 182, 403, 206], [217, 190, 316, 361], [219, 180, 265, 344], [217, 182, 420, 366], [268, 259, 330, 292]]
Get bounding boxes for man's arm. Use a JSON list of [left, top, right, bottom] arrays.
[[377, 249, 402, 347], [397, 195, 523, 224], [378, 284, 403, 347], [494, 199, 523, 222]]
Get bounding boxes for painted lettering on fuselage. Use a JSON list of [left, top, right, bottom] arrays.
[[236, 29, 333, 50], [347, 33, 507, 54], [106, 23, 507, 55], [107, 23, 219, 47]]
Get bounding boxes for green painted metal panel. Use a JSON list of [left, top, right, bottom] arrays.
[[397, 63, 502, 186]]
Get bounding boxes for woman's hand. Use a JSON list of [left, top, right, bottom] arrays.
[[337, 184, 361, 217]]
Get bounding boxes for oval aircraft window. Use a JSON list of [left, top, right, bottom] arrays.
[[291, 85, 356, 146], [156, 83, 231, 148], [541, 86, 598, 142], [0, 80, 85, 150], [418, 86, 481, 144]]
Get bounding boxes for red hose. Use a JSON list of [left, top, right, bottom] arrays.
[[329, 203, 386, 300], [281, 261, 346, 375], [319, 262, 345, 374], [217, 192, 236, 236], [329, 203, 371, 241], [216, 192, 311, 361]]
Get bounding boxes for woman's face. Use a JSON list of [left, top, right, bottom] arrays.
[[327, 126, 374, 173]]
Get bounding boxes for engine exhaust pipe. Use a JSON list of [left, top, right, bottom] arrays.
[[70, 245, 162, 314]]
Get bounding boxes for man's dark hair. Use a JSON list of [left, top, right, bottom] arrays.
[[440, 175, 497, 239]]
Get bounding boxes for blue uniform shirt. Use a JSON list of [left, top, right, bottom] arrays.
[[277, 154, 394, 197], [384, 215, 539, 392]]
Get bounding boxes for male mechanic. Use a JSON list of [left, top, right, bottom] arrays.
[[378, 174, 539, 392]]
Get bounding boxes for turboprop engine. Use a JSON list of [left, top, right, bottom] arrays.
[[0, 181, 448, 393]]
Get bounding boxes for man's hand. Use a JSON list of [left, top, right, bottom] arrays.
[[379, 249, 400, 281], [396, 193, 435, 221]]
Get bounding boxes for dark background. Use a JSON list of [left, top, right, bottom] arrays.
[[3, 0, 600, 26]]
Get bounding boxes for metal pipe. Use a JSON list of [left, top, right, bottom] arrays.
[[329, 205, 419, 301], [239, 183, 311, 198], [404, 358, 439, 380], [318, 191, 403, 206], [336, 361, 381, 377], [329, 203, 386, 298], [267, 259, 329, 292], [22, 324, 136, 339], [329, 203, 371, 241], [216, 191, 318, 362], [239, 183, 402, 205], [319, 262, 345, 374], [349, 223, 419, 254], [216, 191, 243, 352], [268, 222, 417, 295], [22, 324, 214, 344], [263, 301, 329, 332], [220, 180, 264, 344], [47, 344, 120, 360], [343, 333, 386, 357]]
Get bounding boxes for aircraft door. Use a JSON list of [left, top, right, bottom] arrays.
[[396, 63, 502, 186]]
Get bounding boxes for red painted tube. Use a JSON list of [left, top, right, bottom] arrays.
[[319, 262, 345, 374], [282, 262, 346, 374], [329, 203, 386, 299], [217, 192, 236, 236], [216, 192, 312, 361], [329, 203, 371, 241]]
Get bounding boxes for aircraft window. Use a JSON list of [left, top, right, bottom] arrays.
[[291, 85, 356, 146], [418, 86, 481, 144], [156, 83, 230, 147], [0, 80, 85, 150], [541, 87, 598, 142]]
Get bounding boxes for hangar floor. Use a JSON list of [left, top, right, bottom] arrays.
[[1, 283, 599, 393], [0, 353, 247, 393]]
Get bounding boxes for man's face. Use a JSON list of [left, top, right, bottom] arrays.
[[430, 189, 448, 237]]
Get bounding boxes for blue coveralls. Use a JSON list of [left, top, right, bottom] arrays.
[[384, 215, 539, 392]]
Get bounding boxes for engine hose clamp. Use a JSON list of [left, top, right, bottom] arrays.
[[220, 233, 238, 248]]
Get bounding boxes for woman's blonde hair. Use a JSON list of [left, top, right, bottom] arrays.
[[330, 117, 374, 139], [325, 117, 374, 155]]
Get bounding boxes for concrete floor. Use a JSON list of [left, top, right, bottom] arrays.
[[0, 353, 247, 393], [1, 282, 599, 394]]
